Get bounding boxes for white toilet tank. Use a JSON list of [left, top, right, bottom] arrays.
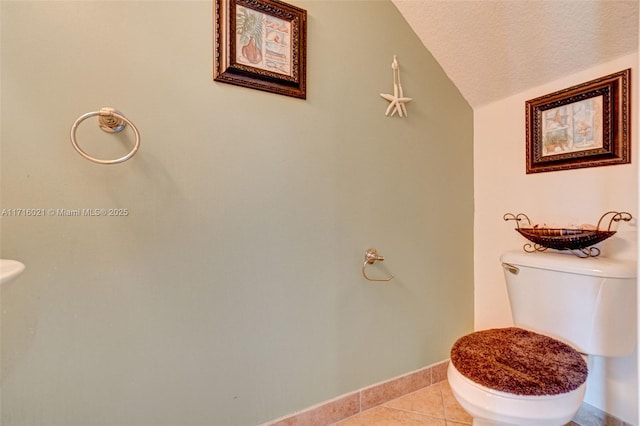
[[500, 250, 637, 357]]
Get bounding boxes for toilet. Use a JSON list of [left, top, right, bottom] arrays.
[[447, 250, 637, 426]]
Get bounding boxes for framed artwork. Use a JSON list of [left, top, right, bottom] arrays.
[[525, 69, 630, 173], [214, 0, 307, 99]]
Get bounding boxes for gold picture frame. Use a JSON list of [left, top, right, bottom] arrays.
[[214, 0, 307, 99], [525, 69, 630, 174]]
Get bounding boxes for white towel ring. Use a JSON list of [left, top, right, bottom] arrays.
[[70, 107, 140, 165]]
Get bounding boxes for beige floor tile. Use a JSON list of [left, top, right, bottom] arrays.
[[360, 368, 431, 411], [384, 382, 445, 419], [336, 406, 446, 426], [440, 381, 473, 424]]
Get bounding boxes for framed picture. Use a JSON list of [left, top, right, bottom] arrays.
[[525, 69, 630, 174], [214, 0, 307, 99]]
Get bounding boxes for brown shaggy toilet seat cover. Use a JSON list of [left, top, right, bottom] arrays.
[[450, 327, 587, 396]]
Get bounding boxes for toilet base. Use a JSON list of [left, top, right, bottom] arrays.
[[448, 363, 585, 426], [472, 420, 519, 426]]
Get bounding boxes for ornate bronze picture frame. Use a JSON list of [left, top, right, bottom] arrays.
[[525, 69, 630, 174], [214, 0, 307, 99]]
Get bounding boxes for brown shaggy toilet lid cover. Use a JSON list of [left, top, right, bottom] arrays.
[[450, 327, 587, 396]]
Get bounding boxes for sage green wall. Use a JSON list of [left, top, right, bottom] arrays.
[[0, 1, 473, 424]]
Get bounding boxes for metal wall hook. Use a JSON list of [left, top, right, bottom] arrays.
[[98, 107, 127, 133], [362, 248, 394, 282]]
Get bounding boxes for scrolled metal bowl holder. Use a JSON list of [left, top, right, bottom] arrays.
[[504, 211, 633, 258]]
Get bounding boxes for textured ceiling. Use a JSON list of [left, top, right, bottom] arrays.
[[392, 0, 639, 108]]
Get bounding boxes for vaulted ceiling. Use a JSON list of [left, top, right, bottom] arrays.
[[392, 0, 639, 108]]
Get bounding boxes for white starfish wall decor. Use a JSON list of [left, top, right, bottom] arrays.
[[380, 55, 412, 117]]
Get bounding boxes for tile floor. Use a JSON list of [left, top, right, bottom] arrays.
[[334, 380, 470, 426], [334, 380, 580, 426]]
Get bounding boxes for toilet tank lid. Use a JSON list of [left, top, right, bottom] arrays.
[[500, 250, 637, 278]]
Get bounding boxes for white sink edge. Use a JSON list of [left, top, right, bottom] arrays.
[[0, 259, 26, 285]]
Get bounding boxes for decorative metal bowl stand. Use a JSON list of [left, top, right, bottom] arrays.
[[504, 211, 632, 258]]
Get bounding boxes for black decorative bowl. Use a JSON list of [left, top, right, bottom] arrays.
[[515, 227, 615, 251], [503, 211, 632, 257]]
